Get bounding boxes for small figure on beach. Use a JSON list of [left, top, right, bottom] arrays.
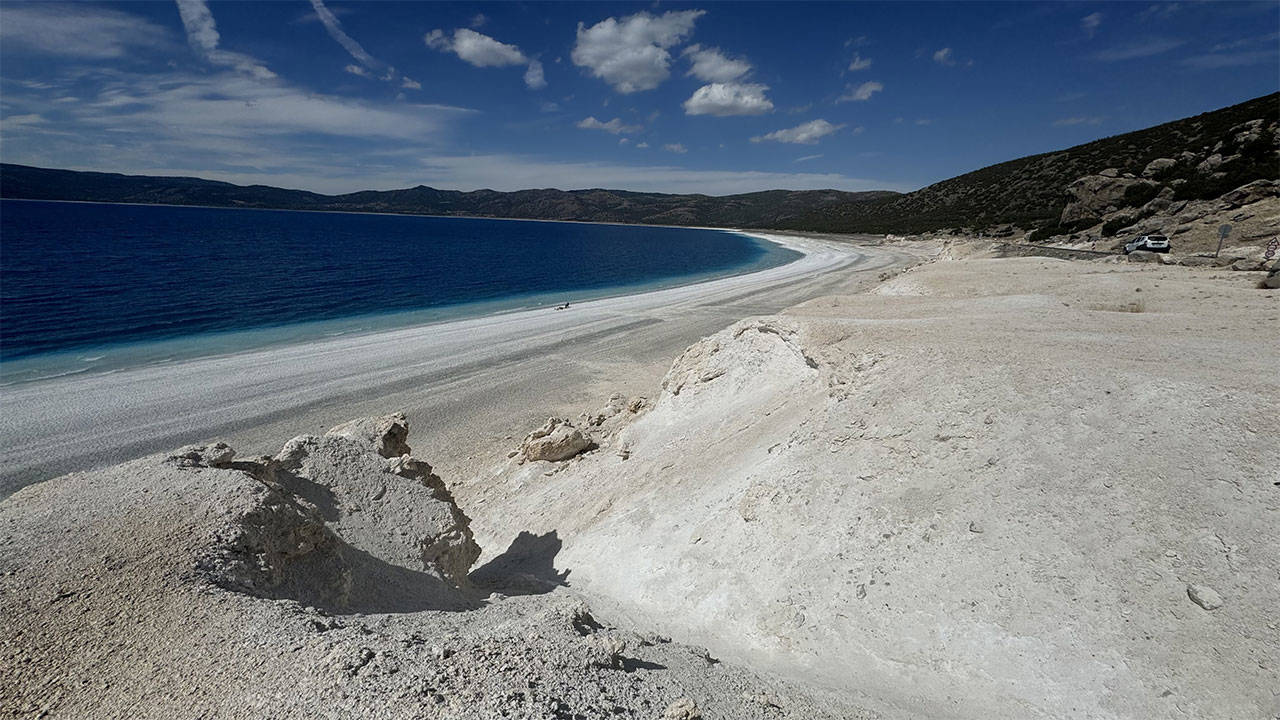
[[556, 302, 571, 310]]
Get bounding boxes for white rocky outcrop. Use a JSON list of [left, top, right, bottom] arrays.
[[193, 413, 482, 608], [520, 417, 593, 462]]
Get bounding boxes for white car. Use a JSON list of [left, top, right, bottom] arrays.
[[1124, 234, 1171, 254]]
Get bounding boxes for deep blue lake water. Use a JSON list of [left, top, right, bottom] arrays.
[[0, 200, 797, 382]]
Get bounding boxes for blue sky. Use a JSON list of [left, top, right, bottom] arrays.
[[1, 1, 1276, 195]]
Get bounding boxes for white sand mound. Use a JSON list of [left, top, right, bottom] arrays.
[[2, 414, 876, 719], [472, 258, 1280, 720]]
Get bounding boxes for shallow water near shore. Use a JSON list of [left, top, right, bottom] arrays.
[[0, 200, 798, 385]]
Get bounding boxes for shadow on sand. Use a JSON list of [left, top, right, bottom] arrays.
[[470, 530, 569, 596]]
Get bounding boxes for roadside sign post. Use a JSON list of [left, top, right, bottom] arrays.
[[1215, 224, 1232, 257]]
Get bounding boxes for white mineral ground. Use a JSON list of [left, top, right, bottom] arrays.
[[3, 235, 1278, 720]]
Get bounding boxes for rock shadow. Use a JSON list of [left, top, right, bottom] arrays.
[[621, 657, 667, 673], [265, 464, 340, 521], [333, 544, 482, 614], [470, 530, 569, 596]]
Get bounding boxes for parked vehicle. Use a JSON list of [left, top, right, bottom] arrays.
[[1124, 234, 1171, 254]]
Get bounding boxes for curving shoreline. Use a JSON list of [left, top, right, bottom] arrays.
[[0, 231, 913, 497]]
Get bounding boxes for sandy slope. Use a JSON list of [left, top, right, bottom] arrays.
[[468, 255, 1280, 719], [1, 415, 879, 720], [0, 233, 917, 497], [6, 242, 1275, 719]]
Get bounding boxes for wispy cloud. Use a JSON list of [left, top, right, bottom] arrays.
[[308, 0, 418, 89], [1182, 49, 1278, 68], [663, 143, 688, 154], [174, 0, 276, 80], [2, 113, 47, 127], [1092, 38, 1185, 61], [848, 53, 872, 71], [1136, 4, 1180, 23], [793, 154, 823, 163], [576, 116, 642, 135], [1183, 32, 1280, 68], [0, 4, 170, 59], [1053, 116, 1105, 126], [932, 47, 955, 65], [837, 80, 883, 103], [751, 119, 844, 145], [1081, 12, 1103, 38], [1211, 32, 1280, 52]]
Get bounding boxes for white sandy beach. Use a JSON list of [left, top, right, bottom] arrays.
[[0, 232, 917, 496]]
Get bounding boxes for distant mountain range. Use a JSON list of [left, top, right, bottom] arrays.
[[2, 93, 1275, 235]]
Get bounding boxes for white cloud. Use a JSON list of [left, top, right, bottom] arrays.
[[1053, 116, 1104, 126], [1081, 12, 1103, 38], [572, 10, 704, 93], [174, 0, 276, 80], [683, 82, 774, 116], [424, 29, 449, 51], [794, 154, 823, 163], [664, 143, 688, 154], [751, 119, 844, 145], [1092, 38, 1185, 61], [437, 28, 527, 66], [524, 60, 546, 89], [345, 64, 371, 78], [577, 116, 642, 134], [635, 142, 650, 148], [837, 80, 883, 102], [848, 53, 872, 71], [683, 45, 752, 82], [402, 77, 422, 90], [426, 28, 544, 88], [470, 13, 487, 28], [932, 47, 955, 65], [0, 4, 170, 59]]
